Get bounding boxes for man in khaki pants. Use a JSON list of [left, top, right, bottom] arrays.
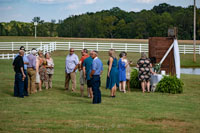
[[65, 48, 79, 91], [27, 48, 37, 94]]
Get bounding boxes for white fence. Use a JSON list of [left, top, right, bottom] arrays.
[[0, 42, 200, 59], [0, 42, 56, 59]]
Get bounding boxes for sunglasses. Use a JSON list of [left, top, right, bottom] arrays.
[[70, 51, 74, 52]]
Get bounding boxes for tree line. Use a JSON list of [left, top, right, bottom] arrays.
[[0, 3, 200, 40]]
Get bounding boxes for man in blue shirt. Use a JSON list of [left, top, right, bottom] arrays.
[[83, 50, 94, 98], [14, 46, 29, 96], [90, 50, 103, 104]]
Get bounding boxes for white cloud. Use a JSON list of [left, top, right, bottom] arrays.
[[66, 3, 79, 10], [0, 6, 13, 10], [30, 0, 73, 4], [64, 0, 97, 10], [130, 8, 141, 12], [136, 0, 155, 4], [85, 0, 96, 5]]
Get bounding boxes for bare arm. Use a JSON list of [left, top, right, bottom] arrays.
[[20, 67, 26, 80], [90, 70, 95, 78], [107, 57, 113, 77], [83, 66, 86, 78], [35, 57, 39, 73], [73, 64, 79, 72], [100, 70, 103, 75], [125, 62, 129, 68], [77, 61, 82, 71], [150, 63, 155, 74]]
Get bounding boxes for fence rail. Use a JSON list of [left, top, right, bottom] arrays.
[[0, 42, 199, 59]]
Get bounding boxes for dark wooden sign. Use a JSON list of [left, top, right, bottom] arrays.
[[149, 37, 176, 75]]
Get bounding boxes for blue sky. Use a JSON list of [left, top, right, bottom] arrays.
[[0, 0, 199, 23]]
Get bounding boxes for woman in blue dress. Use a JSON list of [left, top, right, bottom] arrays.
[[118, 52, 128, 93], [106, 49, 119, 97]]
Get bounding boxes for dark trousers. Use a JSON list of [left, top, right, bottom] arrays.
[[24, 70, 28, 96], [91, 75, 101, 104], [14, 73, 24, 98]]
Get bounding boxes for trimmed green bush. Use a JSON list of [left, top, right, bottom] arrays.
[[156, 76, 184, 94], [130, 68, 141, 89]]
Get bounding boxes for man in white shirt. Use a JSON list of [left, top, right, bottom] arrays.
[[65, 48, 79, 91]]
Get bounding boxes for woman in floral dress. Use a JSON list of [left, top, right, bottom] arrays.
[[137, 52, 154, 93], [38, 51, 47, 91]]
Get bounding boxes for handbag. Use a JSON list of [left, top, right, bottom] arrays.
[[36, 72, 40, 83]]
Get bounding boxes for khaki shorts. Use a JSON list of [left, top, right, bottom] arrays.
[[80, 70, 86, 85]]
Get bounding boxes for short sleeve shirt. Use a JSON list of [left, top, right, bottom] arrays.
[[14, 54, 29, 70], [83, 56, 93, 80], [91, 57, 103, 75], [13, 56, 24, 74], [80, 54, 89, 70]]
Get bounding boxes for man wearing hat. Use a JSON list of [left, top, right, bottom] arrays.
[[27, 48, 37, 94]]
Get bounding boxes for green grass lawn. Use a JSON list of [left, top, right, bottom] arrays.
[[0, 51, 200, 132]]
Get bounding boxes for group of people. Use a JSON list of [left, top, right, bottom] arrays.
[[65, 48, 154, 104], [13, 46, 154, 103], [13, 46, 54, 98], [65, 48, 103, 104]]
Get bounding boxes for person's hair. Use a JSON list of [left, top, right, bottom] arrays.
[[83, 48, 88, 53], [150, 57, 156, 64], [38, 50, 43, 55], [124, 52, 127, 56], [70, 48, 74, 51], [90, 50, 94, 56], [93, 50, 98, 56], [141, 52, 147, 58], [20, 46, 25, 51], [119, 52, 126, 58], [19, 50, 24, 55], [45, 52, 50, 58], [31, 48, 37, 55], [109, 49, 117, 59]]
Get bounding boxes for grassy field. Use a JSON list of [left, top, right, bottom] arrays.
[[0, 50, 200, 132]]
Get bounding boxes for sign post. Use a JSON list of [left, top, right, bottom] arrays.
[[34, 22, 38, 38], [193, 0, 196, 62]]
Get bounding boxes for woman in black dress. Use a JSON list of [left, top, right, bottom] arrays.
[[137, 52, 154, 93]]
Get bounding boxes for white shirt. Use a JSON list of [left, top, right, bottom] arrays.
[[65, 53, 79, 73]]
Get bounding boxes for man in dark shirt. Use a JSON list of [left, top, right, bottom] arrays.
[[13, 50, 26, 98]]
